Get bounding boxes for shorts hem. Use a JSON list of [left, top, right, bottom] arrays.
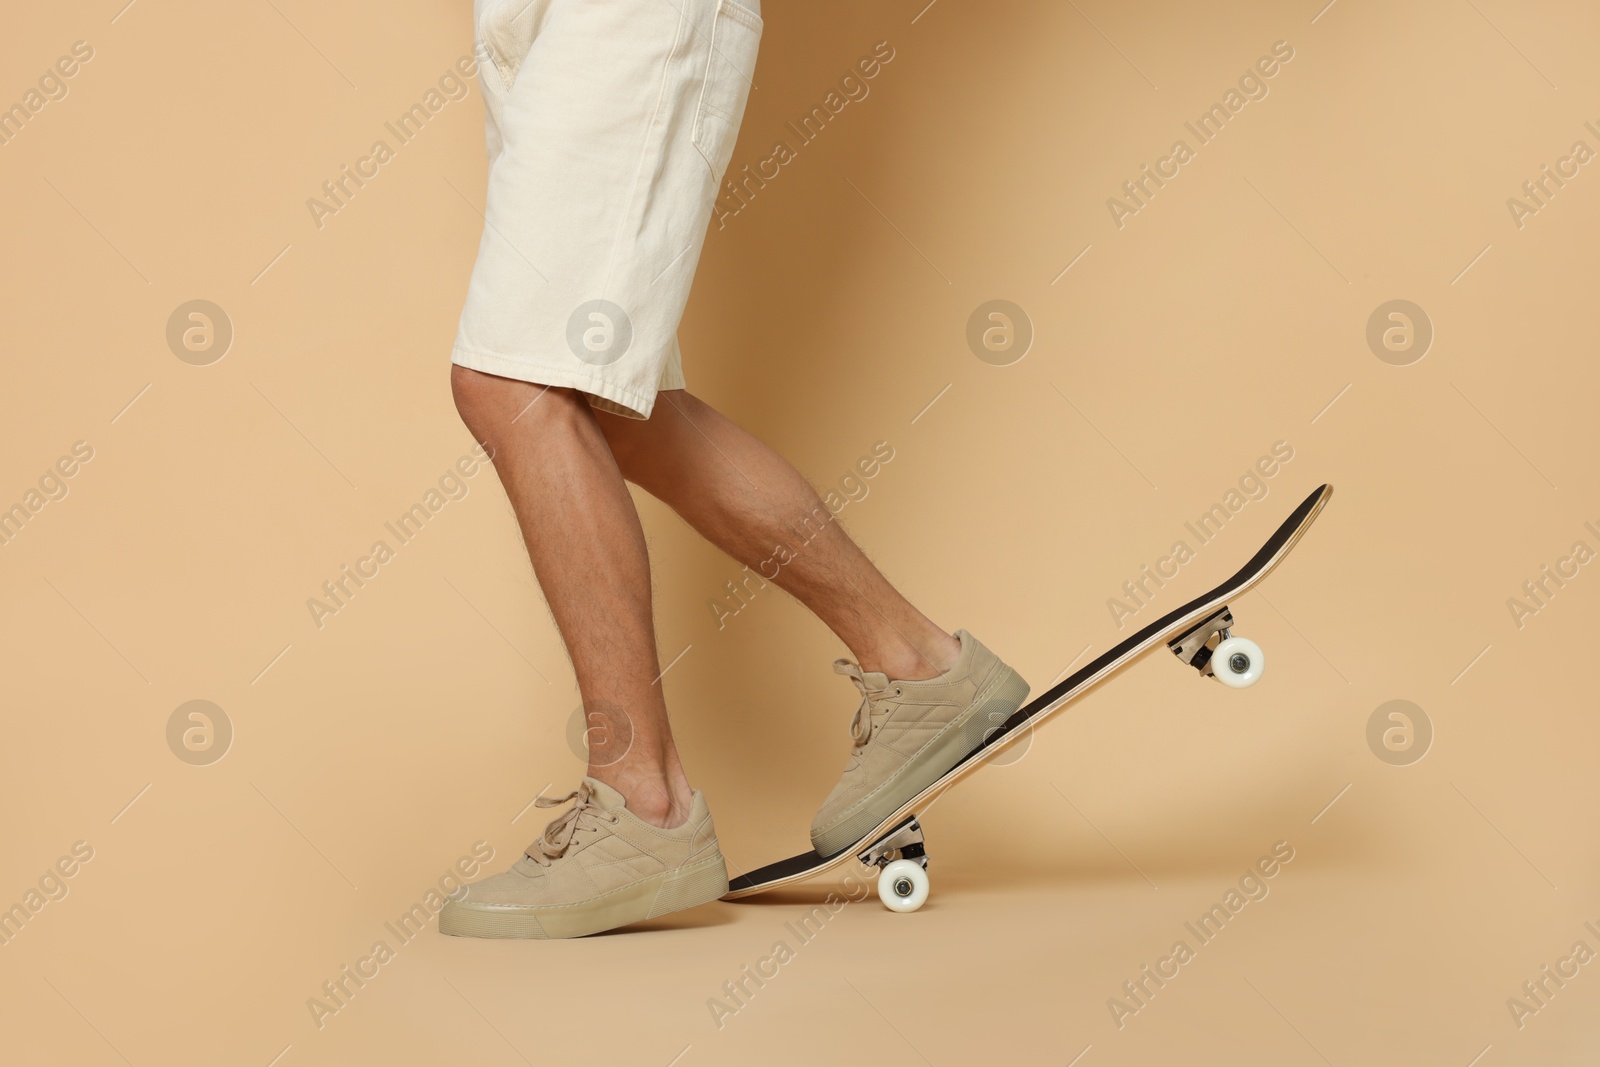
[[451, 345, 674, 420]]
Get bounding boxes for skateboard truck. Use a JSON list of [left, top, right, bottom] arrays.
[[857, 816, 931, 912], [1167, 606, 1265, 688], [858, 816, 927, 870]]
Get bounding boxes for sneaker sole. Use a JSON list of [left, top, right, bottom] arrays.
[[438, 853, 729, 939], [811, 664, 1031, 857]]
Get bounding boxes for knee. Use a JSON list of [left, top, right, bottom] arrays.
[[450, 364, 593, 451], [450, 364, 501, 432]]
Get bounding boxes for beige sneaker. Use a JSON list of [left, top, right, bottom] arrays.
[[439, 778, 727, 939], [810, 630, 1030, 857]]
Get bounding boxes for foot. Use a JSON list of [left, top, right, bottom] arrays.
[[440, 778, 728, 938], [809, 630, 1030, 857]]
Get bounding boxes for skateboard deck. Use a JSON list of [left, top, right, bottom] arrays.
[[724, 483, 1334, 907]]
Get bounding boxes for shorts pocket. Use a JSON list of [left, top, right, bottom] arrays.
[[690, 0, 763, 181], [478, 0, 545, 91]]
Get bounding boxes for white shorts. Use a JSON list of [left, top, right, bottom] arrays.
[[452, 0, 762, 419]]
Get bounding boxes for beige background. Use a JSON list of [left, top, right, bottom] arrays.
[[3, 0, 1598, 1063]]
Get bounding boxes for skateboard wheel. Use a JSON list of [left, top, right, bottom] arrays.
[[1212, 636, 1264, 688], [877, 860, 929, 912]]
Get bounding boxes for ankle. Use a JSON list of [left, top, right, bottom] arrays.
[[630, 790, 693, 829], [867, 631, 961, 682], [590, 766, 694, 829]]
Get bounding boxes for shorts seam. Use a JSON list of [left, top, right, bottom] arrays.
[[451, 343, 662, 418]]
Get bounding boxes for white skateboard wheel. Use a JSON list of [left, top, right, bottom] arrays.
[[1212, 636, 1264, 688], [878, 860, 929, 912]]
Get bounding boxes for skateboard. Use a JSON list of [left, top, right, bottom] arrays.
[[724, 483, 1334, 911]]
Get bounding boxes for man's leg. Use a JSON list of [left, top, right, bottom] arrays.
[[595, 390, 961, 681], [451, 366, 692, 828], [597, 389, 1030, 859]]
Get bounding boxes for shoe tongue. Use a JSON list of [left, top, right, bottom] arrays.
[[580, 777, 628, 812], [860, 671, 890, 692]]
